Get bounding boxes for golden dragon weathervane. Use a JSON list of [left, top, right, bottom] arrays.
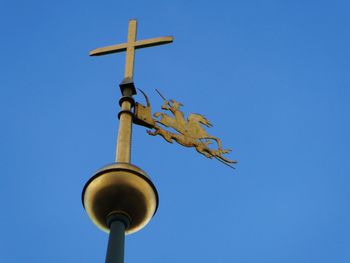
[[134, 89, 237, 168]]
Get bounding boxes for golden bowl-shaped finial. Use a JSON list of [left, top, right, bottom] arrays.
[[82, 163, 158, 234]]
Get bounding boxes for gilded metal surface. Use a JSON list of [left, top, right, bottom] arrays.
[[133, 90, 237, 168], [90, 19, 173, 80], [90, 19, 173, 163], [134, 89, 155, 128], [82, 163, 158, 234], [115, 100, 133, 163]]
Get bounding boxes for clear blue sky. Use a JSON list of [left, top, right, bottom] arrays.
[[1, 0, 350, 262]]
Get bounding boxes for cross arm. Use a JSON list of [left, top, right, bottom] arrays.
[[90, 43, 128, 56], [135, 36, 173, 49], [89, 36, 173, 57]]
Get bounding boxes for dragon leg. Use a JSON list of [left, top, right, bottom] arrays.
[[204, 136, 223, 150], [147, 128, 174, 143], [216, 154, 238, 164], [194, 143, 213, 159]]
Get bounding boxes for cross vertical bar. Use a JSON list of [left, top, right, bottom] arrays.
[[124, 20, 137, 80], [115, 20, 137, 163]]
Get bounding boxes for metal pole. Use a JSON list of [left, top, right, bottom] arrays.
[[105, 213, 130, 263]]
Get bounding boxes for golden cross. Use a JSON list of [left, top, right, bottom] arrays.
[[90, 19, 173, 80]]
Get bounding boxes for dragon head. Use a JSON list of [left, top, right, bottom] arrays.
[[169, 99, 183, 110]]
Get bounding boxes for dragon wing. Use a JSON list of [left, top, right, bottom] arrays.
[[188, 113, 213, 128]]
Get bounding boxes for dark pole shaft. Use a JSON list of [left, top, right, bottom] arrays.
[[105, 214, 129, 263]]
